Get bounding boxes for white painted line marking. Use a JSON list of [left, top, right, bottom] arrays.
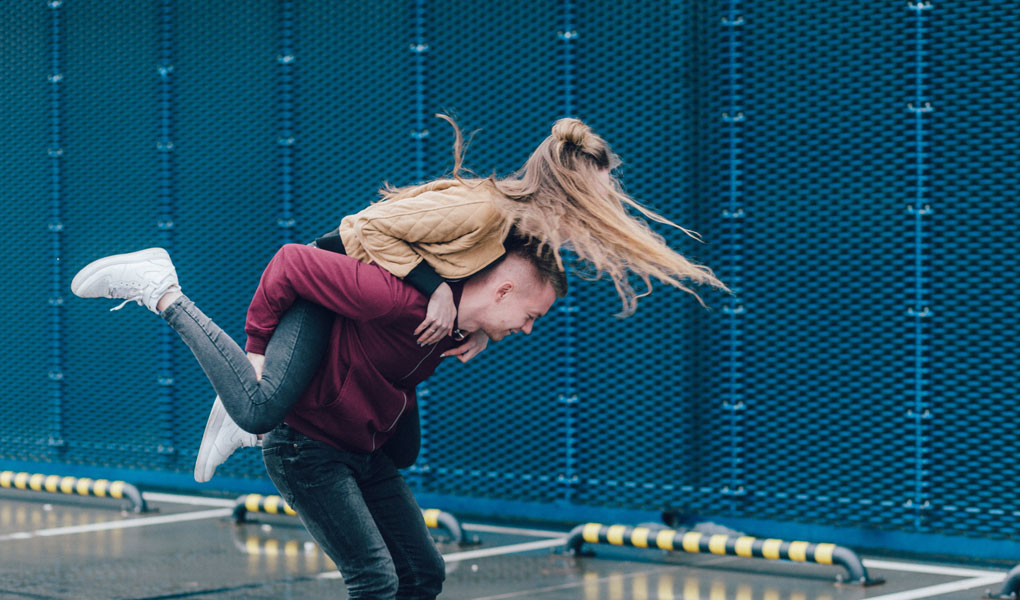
[[469, 565, 680, 600], [99, 491, 1018, 593], [142, 492, 236, 508], [0, 508, 232, 541], [864, 558, 1004, 578], [461, 523, 568, 538], [442, 537, 567, 562], [862, 575, 1004, 600], [318, 538, 567, 580]]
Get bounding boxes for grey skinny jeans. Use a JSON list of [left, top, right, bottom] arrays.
[[161, 296, 331, 434]]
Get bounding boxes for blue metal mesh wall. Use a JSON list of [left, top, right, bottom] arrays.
[[692, 1, 919, 531], [926, 1, 1020, 537], [2, 0, 1018, 551], [567, 0, 702, 512], [414, 0, 565, 504], [169, 0, 281, 478], [60, 0, 169, 469], [1, 4, 52, 462]]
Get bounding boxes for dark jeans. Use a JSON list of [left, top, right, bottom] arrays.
[[262, 424, 445, 599], [158, 239, 435, 594]]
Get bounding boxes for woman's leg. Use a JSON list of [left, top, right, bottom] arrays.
[[70, 247, 331, 435], [161, 295, 331, 433], [191, 235, 346, 479]]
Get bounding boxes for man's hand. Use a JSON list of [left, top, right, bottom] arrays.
[[415, 282, 456, 345], [441, 330, 489, 363], [247, 352, 265, 381]]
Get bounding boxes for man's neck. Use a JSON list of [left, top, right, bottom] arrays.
[[455, 279, 483, 333]]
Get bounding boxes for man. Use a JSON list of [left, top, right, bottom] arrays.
[[71, 241, 566, 599]]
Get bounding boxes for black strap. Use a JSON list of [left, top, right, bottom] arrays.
[[314, 230, 347, 255]]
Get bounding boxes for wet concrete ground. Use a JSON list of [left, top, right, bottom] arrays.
[[0, 489, 1011, 599]]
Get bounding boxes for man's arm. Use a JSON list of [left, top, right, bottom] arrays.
[[244, 244, 405, 354]]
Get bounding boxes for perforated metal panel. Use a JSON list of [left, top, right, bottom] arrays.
[[168, 0, 281, 479], [414, 0, 565, 504], [2, 1, 1018, 555], [59, 0, 170, 469], [692, 0, 921, 531], [926, 1, 1020, 537], [567, 0, 702, 512], [0, 3, 52, 462]]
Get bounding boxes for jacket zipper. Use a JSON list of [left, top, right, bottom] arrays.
[[373, 339, 436, 450], [401, 343, 438, 381], [372, 390, 408, 451]]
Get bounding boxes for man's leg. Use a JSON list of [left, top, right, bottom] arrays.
[[362, 452, 445, 600], [261, 425, 401, 599]]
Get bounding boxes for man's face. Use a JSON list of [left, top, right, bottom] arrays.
[[479, 279, 556, 342]]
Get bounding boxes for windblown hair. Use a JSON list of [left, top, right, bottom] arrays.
[[381, 115, 727, 315]]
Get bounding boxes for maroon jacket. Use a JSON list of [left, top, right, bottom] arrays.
[[244, 244, 461, 453]]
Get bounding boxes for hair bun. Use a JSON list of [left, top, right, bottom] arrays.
[[552, 118, 591, 148]]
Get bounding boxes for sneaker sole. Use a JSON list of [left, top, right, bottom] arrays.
[[70, 248, 171, 298], [194, 397, 227, 483]]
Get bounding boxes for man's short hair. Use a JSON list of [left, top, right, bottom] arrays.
[[502, 235, 568, 298]]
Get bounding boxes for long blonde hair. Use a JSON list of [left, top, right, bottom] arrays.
[[382, 115, 728, 315]]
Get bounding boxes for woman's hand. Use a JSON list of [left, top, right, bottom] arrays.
[[441, 330, 489, 363], [415, 282, 456, 345], [247, 352, 266, 381]]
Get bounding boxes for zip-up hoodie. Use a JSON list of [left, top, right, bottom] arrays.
[[244, 244, 462, 453]]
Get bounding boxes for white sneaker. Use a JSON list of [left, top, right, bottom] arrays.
[[194, 396, 259, 483], [70, 248, 179, 314]]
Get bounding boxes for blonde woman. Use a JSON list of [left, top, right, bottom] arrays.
[[76, 116, 726, 482]]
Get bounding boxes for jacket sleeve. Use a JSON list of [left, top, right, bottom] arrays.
[[347, 193, 496, 279], [244, 244, 405, 354]]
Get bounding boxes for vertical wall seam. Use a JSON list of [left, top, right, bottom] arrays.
[[720, 0, 746, 509], [46, 0, 66, 455], [156, 0, 177, 462], [906, 0, 934, 530], [411, 0, 428, 183], [557, 0, 579, 505], [277, 0, 296, 246], [409, 0, 431, 490]]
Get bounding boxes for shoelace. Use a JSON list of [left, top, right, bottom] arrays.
[[110, 299, 135, 311], [108, 282, 144, 312]]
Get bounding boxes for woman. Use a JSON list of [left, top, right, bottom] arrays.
[[76, 115, 727, 481]]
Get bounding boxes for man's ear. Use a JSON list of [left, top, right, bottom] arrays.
[[495, 281, 514, 302]]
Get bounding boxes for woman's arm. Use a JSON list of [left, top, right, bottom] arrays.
[[343, 191, 503, 345]]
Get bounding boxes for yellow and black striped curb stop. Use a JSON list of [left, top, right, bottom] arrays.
[[232, 494, 480, 545], [565, 522, 883, 586], [0, 470, 147, 513]]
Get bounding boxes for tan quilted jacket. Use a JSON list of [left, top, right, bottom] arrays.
[[338, 179, 513, 280]]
